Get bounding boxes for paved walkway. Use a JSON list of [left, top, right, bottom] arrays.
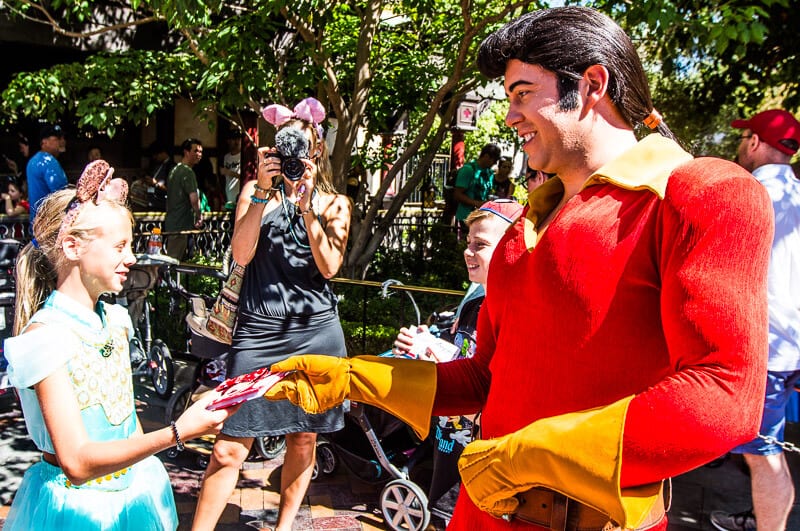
[[2, 374, 800, 530]]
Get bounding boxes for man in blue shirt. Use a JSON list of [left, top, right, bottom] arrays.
[[26, 124, 68, 224]]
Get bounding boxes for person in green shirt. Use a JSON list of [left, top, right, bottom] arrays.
[[453, 143, 501, 237], [164, 138, 204, 260]]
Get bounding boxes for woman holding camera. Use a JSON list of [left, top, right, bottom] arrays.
[[192, 98, 352, 531]]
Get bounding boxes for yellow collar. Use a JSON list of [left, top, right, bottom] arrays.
[[523, 134, 693, 250], [583, 134, 693, 198]]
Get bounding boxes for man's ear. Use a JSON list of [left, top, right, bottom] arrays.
[[61, 235, 83, 261], [580, 64, 610, 110]]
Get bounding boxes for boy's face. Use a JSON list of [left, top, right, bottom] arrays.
[[463, 216, 508, 286]]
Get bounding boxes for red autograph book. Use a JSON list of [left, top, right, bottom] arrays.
[[206, 367, 291, 411]]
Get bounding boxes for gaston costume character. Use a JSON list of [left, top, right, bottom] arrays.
[[267, 7, 773, 530], [268, 134, 772, 530]]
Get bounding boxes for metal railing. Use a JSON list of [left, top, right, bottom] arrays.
[[331, 277, 465, 356], [130, 212, 234, 264], [0, 204, 451, 260]]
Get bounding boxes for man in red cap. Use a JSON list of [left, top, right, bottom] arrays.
[[732, 109, 800, 159], [710, 109, 800, 531]]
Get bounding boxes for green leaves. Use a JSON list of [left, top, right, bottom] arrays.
[[1, 49, 197, 133]]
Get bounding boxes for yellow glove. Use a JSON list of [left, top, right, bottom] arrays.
[[458, 395, 661, 529], [266, 354, 437, 439]]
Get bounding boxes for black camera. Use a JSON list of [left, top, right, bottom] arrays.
[[270, 152, 306, 181], [272, 127, 310, 181]]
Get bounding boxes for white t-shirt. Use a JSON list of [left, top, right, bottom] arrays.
[[753, 163, 800, 371]]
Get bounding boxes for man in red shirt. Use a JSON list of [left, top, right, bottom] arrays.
[[267, 7, 773, 530]]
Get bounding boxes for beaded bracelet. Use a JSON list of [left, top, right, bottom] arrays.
[[170, 421, 185, 451], [251, 194, 270, 204]]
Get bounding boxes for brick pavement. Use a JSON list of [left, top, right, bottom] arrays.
[[162, 439, 401, 531], [141, 390, 446, 531]]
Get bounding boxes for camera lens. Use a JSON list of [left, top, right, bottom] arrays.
[[282, 157, 306, 181]]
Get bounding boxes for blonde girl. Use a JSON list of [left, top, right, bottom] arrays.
[[4, 160, 237, 530]]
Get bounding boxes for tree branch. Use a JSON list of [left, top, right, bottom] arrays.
[[13, 0, 162, 39]]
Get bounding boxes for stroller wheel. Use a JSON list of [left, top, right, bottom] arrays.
[[149, 339, 174, 399], [316, 440, 338, 476], [253, 435, 287, 460], [164, 384, 193, 425], [380, 478, 431, 531]]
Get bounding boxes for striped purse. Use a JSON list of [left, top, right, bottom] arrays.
[[205, 263, 245, 345]]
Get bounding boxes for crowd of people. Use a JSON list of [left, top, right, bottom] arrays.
[[0, 124, 247, 261], [2, 5, 800, 531]]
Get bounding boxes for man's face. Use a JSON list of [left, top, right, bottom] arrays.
[[477, 153, 498, 169], [41, 135, 62, 156], [185, 144, 203, 166], [503, 60, 581, 175], [736, 129, 757, 172]]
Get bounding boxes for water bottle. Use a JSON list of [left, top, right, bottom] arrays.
[[147, 227, 163, 255]]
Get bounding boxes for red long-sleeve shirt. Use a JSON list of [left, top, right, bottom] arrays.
[[434, 135, 773, 529]]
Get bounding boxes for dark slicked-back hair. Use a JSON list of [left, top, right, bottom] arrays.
[[477, 7, 675, 140]]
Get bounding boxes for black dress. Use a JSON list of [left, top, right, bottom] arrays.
[[221, 196, 346, 438]]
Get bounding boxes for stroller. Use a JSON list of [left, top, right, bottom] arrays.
[[313, 308, 471, 531], [165, 293, 286, 467], [0, 238, 22, 410]]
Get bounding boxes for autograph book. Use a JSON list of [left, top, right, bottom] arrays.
[[206, 367, 290, 411]]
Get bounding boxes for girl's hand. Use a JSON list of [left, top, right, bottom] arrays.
[[257, 147, 282, 191], [173, 390, 241, 441]]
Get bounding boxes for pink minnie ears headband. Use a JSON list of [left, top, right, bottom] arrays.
[[57, 159, 129, 243], [262, 97, 326, 139]]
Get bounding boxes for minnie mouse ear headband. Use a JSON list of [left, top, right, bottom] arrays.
[[57, 159, 129, 244], [262, 97, 326, 139]]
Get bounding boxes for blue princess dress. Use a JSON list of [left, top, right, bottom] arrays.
[[3, 291, 177, 531]]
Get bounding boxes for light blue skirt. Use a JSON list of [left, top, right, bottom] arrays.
[[4, 455, 177, 530]]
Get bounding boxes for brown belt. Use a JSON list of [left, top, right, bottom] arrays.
[[42, 451, 58, 467], [510, 486, 666, 531]]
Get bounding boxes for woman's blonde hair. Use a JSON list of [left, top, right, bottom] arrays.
[[13, 189, 133, 335], [282, 118, 335, 194]]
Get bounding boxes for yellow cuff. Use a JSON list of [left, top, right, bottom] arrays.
[[458, 395, 662, 529], [516, 395, 661, 529], [349, 355, 437, 439]]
